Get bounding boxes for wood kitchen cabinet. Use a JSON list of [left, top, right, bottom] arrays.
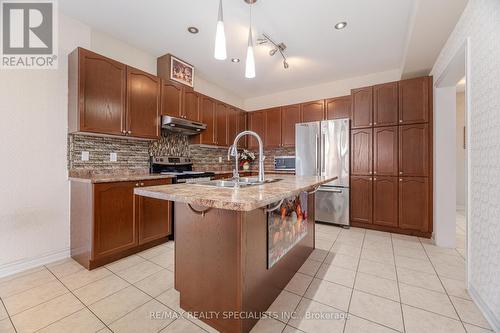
[[351, 86, 373, 128], [399, 77, 431, 124], [373, 177, 398, 227], [399, 124, 429, 177], [281, 104, 301, 147], [399, 177, 429, 232], [373, 126, 398, 176], [195, 95, 216, 145], [373, 82, 398, 126], [160, 80, 183, 118], [237, 110, 247, 148], [183, 90, 200, 122], [351, 128, 373, 176], [216, 102, 229, 146], [350, 176, 373, 225], [326, 96, 351, 120], [248, 111, 265, 149], [68, 47, 127, 136], [301, 100, 325, 122], [265, 107, 282, 148], [71, 178, 173, 269], [126, 66, 161, 139], [227, 107, 238, 145]]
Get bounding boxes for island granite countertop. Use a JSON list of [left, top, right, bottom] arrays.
[[134, 175, 336, 211]]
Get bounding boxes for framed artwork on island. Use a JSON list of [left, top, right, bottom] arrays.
[[170, 55, 194, 87]]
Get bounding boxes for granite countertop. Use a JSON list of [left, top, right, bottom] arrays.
[[202, 169, 295, 175], [134, 175, 336, 211], [69, 170, 175, 184]]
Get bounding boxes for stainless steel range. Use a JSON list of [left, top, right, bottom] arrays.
[[151, 156, 214, 183]]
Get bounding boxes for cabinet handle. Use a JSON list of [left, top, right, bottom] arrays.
[[374, 122, 377, 125], [140, 182, 144, 186], [399, 120, 403, 123], [399, 179, 402, 182], [135, 183, 139, 186], [127, 131, 132, 135], [399, 172, 403, 175], [374, 171, 377, 174], [374, 178, 377, 181]]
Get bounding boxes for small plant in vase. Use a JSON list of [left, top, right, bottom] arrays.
[[239, 149, 256, 171]]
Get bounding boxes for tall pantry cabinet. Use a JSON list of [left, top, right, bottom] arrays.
[[350, 76, 433, 237]]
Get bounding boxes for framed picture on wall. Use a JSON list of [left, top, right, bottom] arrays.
[[170, 55, 194, 87]]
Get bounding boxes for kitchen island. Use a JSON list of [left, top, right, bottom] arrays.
[[135, 175, 336, 333]]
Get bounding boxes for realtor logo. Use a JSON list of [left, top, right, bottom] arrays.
[[1, 0, 58, 69]]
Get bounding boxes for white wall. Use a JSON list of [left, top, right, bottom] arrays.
[[0, 14, 90, 276], [431, 0, 500, 329], [244, 69, 401, 111], [456, 91, 466, 208]]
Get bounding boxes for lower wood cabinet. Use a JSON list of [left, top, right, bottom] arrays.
[[399, 177, 430, 232], [373, 177, 398, 227], [71, 178, 173, 269], [350, 176, 373, 224]]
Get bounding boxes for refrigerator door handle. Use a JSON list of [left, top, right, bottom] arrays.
[[315, 134, 319, 176], [321, 132, 327, 175], [318, 188, 343, 193]]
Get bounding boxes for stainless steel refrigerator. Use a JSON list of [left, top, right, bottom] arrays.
[[295, 119, 350, 227]]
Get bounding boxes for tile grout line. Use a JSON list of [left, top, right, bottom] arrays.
[[342, 228, 366, 333], [1, 296, 18, 333], [391, 233, 406, 333]]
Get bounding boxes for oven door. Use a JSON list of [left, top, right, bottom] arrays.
[[315, 186, 349, 226]]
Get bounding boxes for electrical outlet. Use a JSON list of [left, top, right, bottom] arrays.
[[110, 152, 117, 162], [218, 156, 222, 163], [81, 151, 89, 161]]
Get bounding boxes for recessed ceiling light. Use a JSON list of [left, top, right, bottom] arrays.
[[231, 58, 240, 63], [334, 22, 347, 30], [187, 26, 199, 34]]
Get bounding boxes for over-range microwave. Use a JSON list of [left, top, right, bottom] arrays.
[[274, 156, 295, 171]]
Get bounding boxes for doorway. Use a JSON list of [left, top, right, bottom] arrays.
[[455, 78, 466, 259]]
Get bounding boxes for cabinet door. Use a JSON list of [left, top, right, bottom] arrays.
[[281, 104, 301, 147], [373, 177, 398, 227], [301, 100, 325, 122], [183, 90, 200, 121], [374, 82, 398, 126], [399, 124, 429, 177], [216, 102, 228, 146], [350, 176, 373, 224], [248, 111, 265, 149], [265, 107, 282, 148], [326, 96, 351, 120], [373, 126, 398, 176], [399, 177, 429, 232], [227, 107, 238, 145], [136, 179, 172, 245], [79, 48, 126, 135], [237, 110, 247, 148], [160, 80, 182, 118], [126, 67, 161, 139], [351, 86, 373, 128], [399, 77, 430, 124], [93, 182, 137, 259], [199, 96, 216, 145], [351, 128, 373, 176]]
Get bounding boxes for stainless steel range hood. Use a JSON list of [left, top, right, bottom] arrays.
[[161, 116, 207, 135]]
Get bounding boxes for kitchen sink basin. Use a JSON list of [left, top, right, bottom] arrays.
[[196, 178, 282, 188]]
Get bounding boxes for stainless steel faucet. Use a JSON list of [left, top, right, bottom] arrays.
[[227, 131, 265, 183]]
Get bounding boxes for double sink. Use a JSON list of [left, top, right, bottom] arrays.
[[196, 177, 282, 188]]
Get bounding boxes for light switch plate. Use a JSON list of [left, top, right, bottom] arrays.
[[110, 152, 117, 162], [81, 151, 89, 161], [218, 156, 222, 163]]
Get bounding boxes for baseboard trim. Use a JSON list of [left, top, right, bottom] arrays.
[[0, 248, 70, 279], [469, 283, 500, 332]]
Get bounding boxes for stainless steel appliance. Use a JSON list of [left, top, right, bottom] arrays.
[[274, 156, 295, 171], [151, 156, 214, 183], [161, 116, 207, 135], [295, 119, 350, 227]]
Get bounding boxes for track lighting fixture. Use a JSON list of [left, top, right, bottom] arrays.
[[258, 33, 289, 70]]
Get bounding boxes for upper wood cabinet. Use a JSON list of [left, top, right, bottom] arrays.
[[160, 80, 183, 118], [326, 96, 351, 120], [399, 77, 430, 124], [126, 66, 161, 139], [248, 111, 265, 149], [373, 82, 398, 126], [265, 107, 282, 148], [373, 177, 398, 227], [196, 95, 216, 145], [183, 90, 200, 122], [399, 177, 429, 232], [281, 104, 301, 147], [373, 126, 398, 176], [399, 124, 429, 177], [350, 176, 373, 225], [301, 100, 325, 122], [216, 102, 228, 146], [69, 47, 127, 136], [227, 107, 239, 145], [351, 86, 373, 128], [351, 128, 373, 176], [237, 110, 247, 148]]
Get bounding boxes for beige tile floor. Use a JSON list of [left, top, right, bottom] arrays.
[[0, 223, 492, 333]]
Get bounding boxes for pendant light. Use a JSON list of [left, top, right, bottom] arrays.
[[214, 0, 227, 60], [245, 1, 256, 78]]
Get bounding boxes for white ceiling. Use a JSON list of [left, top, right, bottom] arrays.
[[60, 0, 466, 99]]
